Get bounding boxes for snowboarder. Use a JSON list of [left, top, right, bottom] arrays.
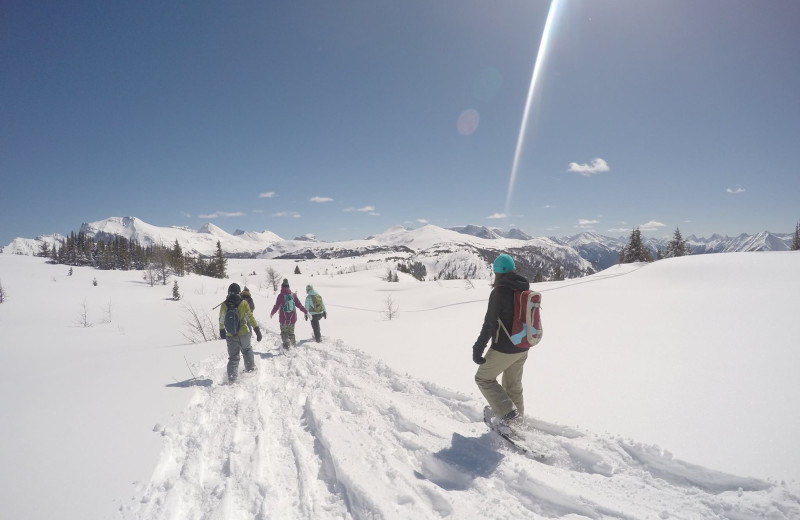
[[472, 254, 531, 430], [219, 283, 262, 382], [270, 279, 308, 350], [304, 284, 327, 342]]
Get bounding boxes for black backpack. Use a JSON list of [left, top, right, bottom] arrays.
[[224, 304, 241, 335]]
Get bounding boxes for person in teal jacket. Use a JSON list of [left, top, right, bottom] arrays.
[[219, 283, 261, 382], [304, 284, 327, 342]]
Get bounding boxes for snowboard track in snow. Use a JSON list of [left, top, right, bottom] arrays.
[[119, 331, 800, 520]]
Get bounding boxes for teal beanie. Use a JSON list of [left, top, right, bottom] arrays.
[[492, 254, 516, 273]]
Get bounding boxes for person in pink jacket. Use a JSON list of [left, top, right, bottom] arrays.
[[270, 278, 308, 350]]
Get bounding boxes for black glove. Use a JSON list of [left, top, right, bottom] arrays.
[[472, 345, 486, 365], [220, 329, 227, 339], [323, 312, 327, 319], [254, 327, 262, 342], [305, 314, 309, 321]]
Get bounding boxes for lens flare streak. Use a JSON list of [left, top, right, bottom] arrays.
[[505, 0, 564, 216]]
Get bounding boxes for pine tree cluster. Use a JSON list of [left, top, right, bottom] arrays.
[[41, 233, 228, 279], [396, 261, 427, 281], [619, 228, 654, 263], [792, 221, 800, 251], [664, 228, 692, 258]]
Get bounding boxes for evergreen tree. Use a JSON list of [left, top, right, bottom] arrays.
[[294, 265, 301, 275], [793, 221, 800, 251], [550, 265, 565, 281], [210, 241, 227, 279], [172, 280, 181, 300], [619, 227, 654, 263], [38, 242, 50, 258], [665, 227, 692, 258], [172, 240, 185, 276]]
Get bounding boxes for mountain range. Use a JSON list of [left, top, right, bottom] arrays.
[[1, 216, 794, 279]]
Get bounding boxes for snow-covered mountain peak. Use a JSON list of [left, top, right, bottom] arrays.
[[197, 222, 228, 236]]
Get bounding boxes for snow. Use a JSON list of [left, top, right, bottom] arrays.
[[0, 251, 798, 519]]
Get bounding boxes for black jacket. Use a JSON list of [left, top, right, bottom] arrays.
[[473, 272, 530, 354]]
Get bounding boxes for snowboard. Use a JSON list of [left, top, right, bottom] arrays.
[[483, 407, 548, 460]]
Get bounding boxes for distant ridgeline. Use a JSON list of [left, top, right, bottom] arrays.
[[5, 219, 798, 282]]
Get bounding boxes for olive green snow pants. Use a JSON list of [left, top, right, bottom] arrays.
[[475, 348, 528, 418], [279, 323, 297, 347]]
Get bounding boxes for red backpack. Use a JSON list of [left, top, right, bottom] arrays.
[[497, 290, 543, 348]]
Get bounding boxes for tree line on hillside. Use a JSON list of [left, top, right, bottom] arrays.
[[620, 220, 800, 264], [37, 232, 228, 280], [619, 227, 693, 264]]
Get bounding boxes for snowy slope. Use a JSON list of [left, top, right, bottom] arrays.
[[120, 337, 797, 520], [1, 233, 66, 256], [1, 250, 799, 520]]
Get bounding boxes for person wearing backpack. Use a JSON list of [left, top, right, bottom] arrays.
[[304, 284, 327, 342], [241, 286, 255, 312], [219, 283, 262, 382], [270, 278, 308, 350], [472, 254, 531, 429]]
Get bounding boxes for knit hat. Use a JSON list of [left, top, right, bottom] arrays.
[[241, 286, 251, 296], [306, 284, 313, 292], [492, 254, 516, 274], [282, 278, 290, 288], [228, 283, 241, 295]]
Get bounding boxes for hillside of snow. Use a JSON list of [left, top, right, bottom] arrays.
[[0, 251, 798, 519]]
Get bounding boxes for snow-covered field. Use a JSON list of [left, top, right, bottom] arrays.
[[0, 251, 798, 519]]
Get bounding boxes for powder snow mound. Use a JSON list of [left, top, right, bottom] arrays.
[[119, 335, 800, 520]]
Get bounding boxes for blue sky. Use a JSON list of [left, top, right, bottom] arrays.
[[2, 0, 799, 246]]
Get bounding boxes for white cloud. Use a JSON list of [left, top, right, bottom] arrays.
[[639, 220, 666, 231], [417, 219, 429, 224], [726, 186, 746, 195], [217, 211, 244, 217], [486, 213, 507, 220], [567, 158, 610, 176], [199, 213, 217, 219], [273, 211, 301, 218], [577, 219, 599, 228], [345, 206, 376, 213], [310, 196, 333, 203], [259, 192, 277, 198]]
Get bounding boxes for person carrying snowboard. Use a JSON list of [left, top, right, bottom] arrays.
[[472, 254, 531, 429], [270, 278, 308, 350], [304, 284, 327, 342], [219, 283, 262, 382]]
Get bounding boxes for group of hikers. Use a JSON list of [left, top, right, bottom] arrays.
[[218, 254, 533, 434], [218, 278, 327, 382]]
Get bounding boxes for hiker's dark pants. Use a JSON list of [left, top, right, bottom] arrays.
[[226, 332, 255, 380], [310, 314, 322, 342]]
